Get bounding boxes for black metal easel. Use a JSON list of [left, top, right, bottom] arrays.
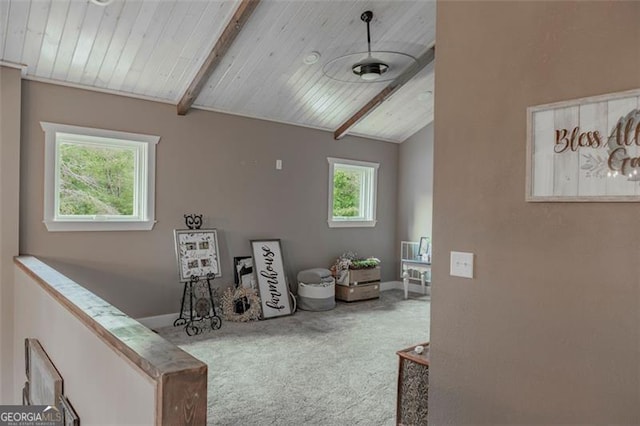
[[173, 214, 222, 336]]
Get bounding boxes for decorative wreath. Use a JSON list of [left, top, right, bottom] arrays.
[[222, 287, 262, 322]]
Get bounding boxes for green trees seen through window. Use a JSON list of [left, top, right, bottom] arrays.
[[333, 168, 362, 217], [58, 143, 135, 216]]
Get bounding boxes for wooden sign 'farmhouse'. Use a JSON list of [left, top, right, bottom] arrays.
[[527, 88, 640, 201], [250, 239, 293, 319]]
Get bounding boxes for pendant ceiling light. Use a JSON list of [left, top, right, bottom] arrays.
[[322, 11, 417, 84], [351, 11, 388, 81]]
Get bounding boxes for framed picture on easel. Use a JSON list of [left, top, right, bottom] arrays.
[[174, 229, 221, 282]]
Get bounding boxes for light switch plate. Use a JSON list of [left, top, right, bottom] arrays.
[[450, 251, 474, 278]]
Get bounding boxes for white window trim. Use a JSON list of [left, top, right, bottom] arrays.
[[41, 122, 159, 232], [327, 157, 379, 228]]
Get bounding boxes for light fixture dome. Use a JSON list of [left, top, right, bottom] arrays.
[[352, 11, 389, 81], [352, 60, 388, 81]]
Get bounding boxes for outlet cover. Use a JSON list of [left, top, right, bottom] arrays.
[[450, 251, 474, 278]]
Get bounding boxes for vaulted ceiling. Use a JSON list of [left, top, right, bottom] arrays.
[[0, 0, 435, 143]]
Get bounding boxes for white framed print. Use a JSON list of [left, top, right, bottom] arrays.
[[174, 229, 221, 282]]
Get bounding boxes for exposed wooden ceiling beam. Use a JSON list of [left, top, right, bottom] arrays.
[[333, 45, 435, 140], [177, 0, 261, 116]]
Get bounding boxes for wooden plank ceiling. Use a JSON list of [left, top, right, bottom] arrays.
[[0, 0, 435, 143]]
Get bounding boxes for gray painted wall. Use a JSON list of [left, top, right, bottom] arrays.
[[0, 66, 21, 403], [397, 123, 434, 243], [20, 80, 399, 318], [430, 1, 640, 423], [396, 123, 434, 276]]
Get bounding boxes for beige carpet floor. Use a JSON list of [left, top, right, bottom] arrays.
[[157, 289, 430, 426]]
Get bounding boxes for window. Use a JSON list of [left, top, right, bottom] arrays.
[[327, 157, 379, 228], [41, 122, 159, 231]]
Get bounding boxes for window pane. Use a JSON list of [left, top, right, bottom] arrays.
[[333, 168, 362, 217], [58, 143, 135, 216]]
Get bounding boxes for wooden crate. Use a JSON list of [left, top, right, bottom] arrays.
[[335, 282, 380, 302], [346, 267, 380, 285]]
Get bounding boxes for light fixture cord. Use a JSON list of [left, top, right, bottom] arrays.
[[366, 19, 372, 56]]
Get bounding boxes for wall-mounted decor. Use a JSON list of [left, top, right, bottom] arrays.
[[233, 256, 256, 289], [22, 338, 80, 423], [527, 88, 640, 201], [59, 395, 79, 426], [174, 229, 221, 282], [24, 338, 30, 380], [250, 239, 293, 319], [25, 338, 63, 406], [22, 381, 30, 405]]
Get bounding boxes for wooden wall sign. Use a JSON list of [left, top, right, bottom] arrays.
[[527, 88, 640, 201], [250, 239, 293, 319], [25, 338, 63, 406]]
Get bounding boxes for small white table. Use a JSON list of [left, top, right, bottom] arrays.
[[401, 259, 431, 299]]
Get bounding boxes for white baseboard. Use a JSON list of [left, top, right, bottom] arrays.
[[137, 312, 180, 330], [380, 280, 430, 294], [138, 281, 429, 328], [380, 280, 402, 291]]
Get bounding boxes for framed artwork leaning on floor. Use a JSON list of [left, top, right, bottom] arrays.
[[250, 239, 293, 319]]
